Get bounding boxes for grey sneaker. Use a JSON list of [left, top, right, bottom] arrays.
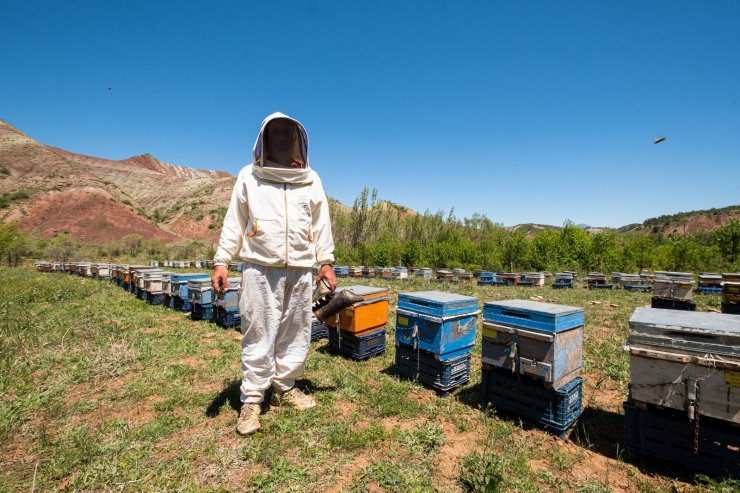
[[236, 403, 261, 435], [270, 388, 316, 410]]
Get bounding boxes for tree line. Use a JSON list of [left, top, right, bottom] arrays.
[[1, 187, 738, 273], [329, 188, 740, 274]]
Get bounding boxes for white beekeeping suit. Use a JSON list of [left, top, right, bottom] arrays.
[[213, 112, 335, 419]]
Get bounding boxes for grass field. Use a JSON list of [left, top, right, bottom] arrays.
[[0, 267, 737, 492]]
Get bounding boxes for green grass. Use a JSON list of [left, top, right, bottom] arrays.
[[0, 267, 736, 492]]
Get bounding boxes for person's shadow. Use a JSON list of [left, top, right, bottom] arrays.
[[206, 379, 241, 417]]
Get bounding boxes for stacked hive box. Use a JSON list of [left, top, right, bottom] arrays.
[[91, 263, 111, 279], [333, 266, 350, 278], [143, 270, 173, 305], [188, 278, 215, 321], [652, 271, 695, 311], [480, 300, 584, 437], [525, 272, 545, 287], [697, 273, 722, 295], [435, 270, 453, 283], [111, 265, 123, 286], [477, 272, 503, 286], [214, 277, 241, 328], [133, 267, 159, 299], [552, 272, 574, 289], [394, 291, 478, 395], [585, 272, 612, 289], [497, 272, 519, 286], [416, 268, 433, 281], [171, 273, 209, 311], [620, 273, 651, 292], [722, 273, 740, 315], [326, 285, 389, 360], [625, 308, 740, 477]]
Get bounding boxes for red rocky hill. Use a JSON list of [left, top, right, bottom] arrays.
[[0, 119, 236, 244]]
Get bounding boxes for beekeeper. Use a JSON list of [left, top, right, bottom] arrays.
[[211, 112, 336, 436]]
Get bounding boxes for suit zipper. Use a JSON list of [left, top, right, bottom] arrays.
[[284, 184, 288, 267]]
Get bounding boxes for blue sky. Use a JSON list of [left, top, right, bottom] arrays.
[[1, 1, 738, 228]]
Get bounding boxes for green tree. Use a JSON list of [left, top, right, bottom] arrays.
[[122, 233, 143, 257], [46, 233, 78, 262], [713, 219, 740, 264], [0, 222, 30, 266]]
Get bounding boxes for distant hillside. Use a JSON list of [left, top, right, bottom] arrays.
[[506, 223, 562, 235], [0, 118, 234, 244], [618, 206, 740, 236], [1, 118, 737, 245]]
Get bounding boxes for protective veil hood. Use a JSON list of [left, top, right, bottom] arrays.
[[252, 112, 312, 185]]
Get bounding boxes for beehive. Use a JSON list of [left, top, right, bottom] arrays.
[[215, 277, 242, 310], [653, 271, 694, 301], [395, 291, 478, 360], [187, 278, 214, 305], [482, 300, 584, 388], [324, 285, 389, 334], [627, 307, 740, 423]]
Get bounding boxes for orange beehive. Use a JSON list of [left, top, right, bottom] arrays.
[[325, 285, 389, 334]]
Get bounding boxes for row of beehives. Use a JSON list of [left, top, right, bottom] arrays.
[[34, 263, 740, 477], [108, 266, 242, 328], [34, 260, 246, 273], [323, 287, 740, 477], [35, 262, 243, 329]]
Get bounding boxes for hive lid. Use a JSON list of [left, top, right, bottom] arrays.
[[628, 307, 740, 357], [483, 299, 582, 316], [335, 285, 387, 297], [399, 291, 476, 303]]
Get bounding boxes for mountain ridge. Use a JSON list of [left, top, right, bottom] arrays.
[[1, 118, 737, 244]]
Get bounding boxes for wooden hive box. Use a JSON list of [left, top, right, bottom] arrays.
[[627, 307, 740, 423], [134, 267, 160, 290], [395, 291, 478, 359], [435, 270, 453, 283], [698, 273, 722, 287], [170, 273, 209, 299], [325, 285, 389, 334], [526, 272, 545, 286], [498, 272, 519, 285], [653, 273, 694, 301], [78, 262, 93, 277], [215, 277, 242, 309], [723, 273, 740, 304], [187, 278, 214, 305], [144, 271, 173, 294], [481, 300, 584, 389]]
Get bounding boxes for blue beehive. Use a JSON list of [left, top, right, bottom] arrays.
[[188, 278, 214, 305], [395, 291, 478, 360], [171, 273, 209, 312], [482, 299, 584, 332], [482, 300, 584, 388], [215, 278, 241, 310], [552, 273, 574, 289], [477, 272, 506, 286], [333, 265, 349, 278]]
